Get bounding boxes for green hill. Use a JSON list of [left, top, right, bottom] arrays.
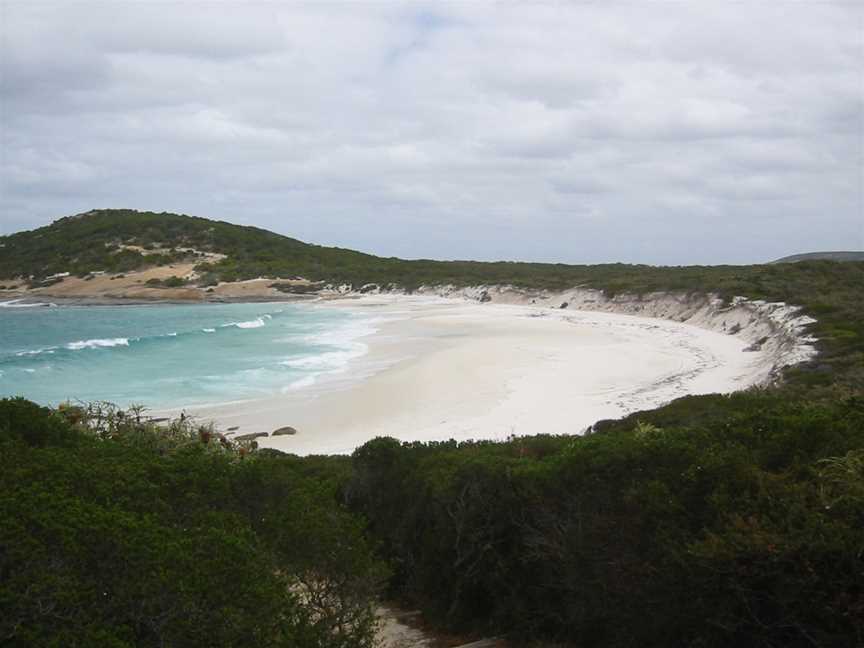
[[1, 208, 862, 297], [772, 251, 864, 264], [0, 208, 379, 284]]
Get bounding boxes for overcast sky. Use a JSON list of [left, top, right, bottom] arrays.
[[1, 1, 862, 264]]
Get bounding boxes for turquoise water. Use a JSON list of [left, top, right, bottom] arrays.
[[0, 300, 374, 409]]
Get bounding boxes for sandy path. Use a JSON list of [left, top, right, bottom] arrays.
[[163, 297, 761, 455]]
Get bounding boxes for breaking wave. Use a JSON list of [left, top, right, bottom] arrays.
[[0, 299, 56, 308], [221, 318, 266, 329], [66, 337, 130, 351]]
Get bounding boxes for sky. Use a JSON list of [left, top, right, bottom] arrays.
[[1, 1, 862, 265]]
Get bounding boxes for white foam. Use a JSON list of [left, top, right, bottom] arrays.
[[16, 347, 57, 356], [282, 345, 369, 371], [237, 319, 265, 329], [303, 321, 378, 346], [282, 375, 317, 392], [202, 328, 216, 333], [0, 299, 56, 308], [66, 337, 130, 351], [221, 318, 266, 329], [273, 316, 380, 395]]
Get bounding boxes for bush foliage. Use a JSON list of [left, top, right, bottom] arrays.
[[0, 399, 385, 648], [344, 393, 864, 646]]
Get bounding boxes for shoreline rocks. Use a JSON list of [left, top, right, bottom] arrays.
[[235, 432, 268, 441]]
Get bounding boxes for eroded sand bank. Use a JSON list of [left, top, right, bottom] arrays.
[[163, 296, 766, 455]]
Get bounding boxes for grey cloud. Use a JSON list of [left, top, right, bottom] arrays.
[[550, 177, 611, 196], [1, 1, 861, 264]]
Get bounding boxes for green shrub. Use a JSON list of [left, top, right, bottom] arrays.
[[0, 399, 384, 648], [346, 395, 864, 646]]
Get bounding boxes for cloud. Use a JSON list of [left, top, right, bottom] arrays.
[[1, 1, 861, 264]]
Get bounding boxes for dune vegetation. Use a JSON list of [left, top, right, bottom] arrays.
[[0, 399, 383, 648]]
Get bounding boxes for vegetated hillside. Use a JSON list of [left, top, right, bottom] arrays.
[[773, 251, 864, 264], [2, 209, 861, 297], [0, 208, 378, 283]]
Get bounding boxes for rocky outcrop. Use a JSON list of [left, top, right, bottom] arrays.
[[235, 432, 268, 441], [320, 282, 405, 296], [410, 284, 818, 386], [272, 426, 297, 436]]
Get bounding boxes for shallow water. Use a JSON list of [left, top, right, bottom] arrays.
[[0, 300, 375, 409]]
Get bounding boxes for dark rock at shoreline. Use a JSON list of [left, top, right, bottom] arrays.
[[235, 432, 268, 441], [226, 426, 239, 431], [744, 336, 770, 352], [272, 426, 298, 436]]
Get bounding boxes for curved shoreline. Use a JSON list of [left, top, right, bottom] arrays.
[[5, 283, 820, 456], [329, 284, 819, 385], [157, 295, 787, 455], [5, 277, 819, 388]]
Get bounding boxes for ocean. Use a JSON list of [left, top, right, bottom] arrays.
[[0, 299, 377, 410]]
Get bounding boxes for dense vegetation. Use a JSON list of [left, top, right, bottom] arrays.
[[2, 209, 863, 645], [4, 210, 864, 298], [0, 209, 377, 285], [4, 393, 861, 647], [0, 399, 385, 648], [773, 251, 864, 264], [346, 393, 864, 646]]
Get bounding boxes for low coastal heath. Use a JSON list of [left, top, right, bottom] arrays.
[[170, 295, 767, 455], [0, 301, 379, 409]]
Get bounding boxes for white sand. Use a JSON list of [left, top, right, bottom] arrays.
[[168, 296, 764, 455]]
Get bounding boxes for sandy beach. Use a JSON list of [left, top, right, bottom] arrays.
[[160, 295, 764, 455]]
